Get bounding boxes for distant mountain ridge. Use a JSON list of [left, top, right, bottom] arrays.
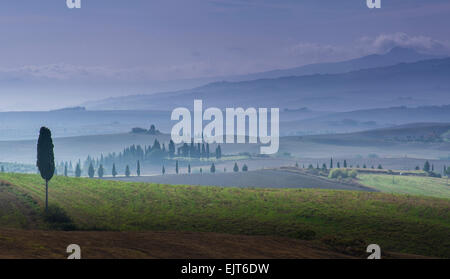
[[83, 56, 450, 111], [224, 47, 441, 81]]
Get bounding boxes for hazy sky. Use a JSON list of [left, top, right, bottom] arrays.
[[0, 0, 449, 110]]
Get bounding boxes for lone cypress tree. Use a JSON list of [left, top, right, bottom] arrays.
[[125, 165, 131, 177], [64, 163, 68, 177], [37, 127, 55, 212], [210, 163, 216, 173], [330, 157, 333, 169], [188, 164, 191, 174], [137, 160, 141, 176], [162, 165, 166, 175], [175, 160, 179, 174]]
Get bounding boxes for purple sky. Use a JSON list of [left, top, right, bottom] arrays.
[[0, 0, 449, 110]]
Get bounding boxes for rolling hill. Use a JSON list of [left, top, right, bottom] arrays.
[[282, 105, 450, 135], [299, 122, 450, 146], [0, 173, 449, 258]]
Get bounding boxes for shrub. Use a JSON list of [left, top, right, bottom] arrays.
[[348, 169, 358, 178], [43, 204, 76, 230], [328, 169, 347, 179], [328, 169, 358, 179], [428, 172, 442, 178]]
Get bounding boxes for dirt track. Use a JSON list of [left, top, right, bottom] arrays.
[[0, 229, 432, 259]]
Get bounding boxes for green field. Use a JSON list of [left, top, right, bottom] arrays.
[[359, 174, 450, 199], [1, 173, 449, 257]]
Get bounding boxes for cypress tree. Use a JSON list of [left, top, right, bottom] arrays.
[[168, 140, 175, 157], [112, 163, 117, 177], [88, 163, 95, 178], [242, 164, 248, 172], [75, 163, 82, 177], [125, 165, 131, 177], [210, 163, 216, 173], [424, 161, 430, 172], [175, 160, 179, 174], [446, 166, 450, 185], [37, 127, 55, 212], [98, 164, 104, 178], [233, 162, 239, 172], [137, 160, 141, 176]]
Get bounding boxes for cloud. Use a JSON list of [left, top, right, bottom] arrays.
[[357, 33, 450, 55], [284, 33, 450, 67], [2, 33, 449, 83], [0, 64, 124, 81]]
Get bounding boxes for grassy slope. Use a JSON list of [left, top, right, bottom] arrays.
[[1, 173, 449, 257], [359, 174, 450, 199]]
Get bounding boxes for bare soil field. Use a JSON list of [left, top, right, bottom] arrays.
[[105, 169, 376, 191], [0, 229, 430, 259]]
